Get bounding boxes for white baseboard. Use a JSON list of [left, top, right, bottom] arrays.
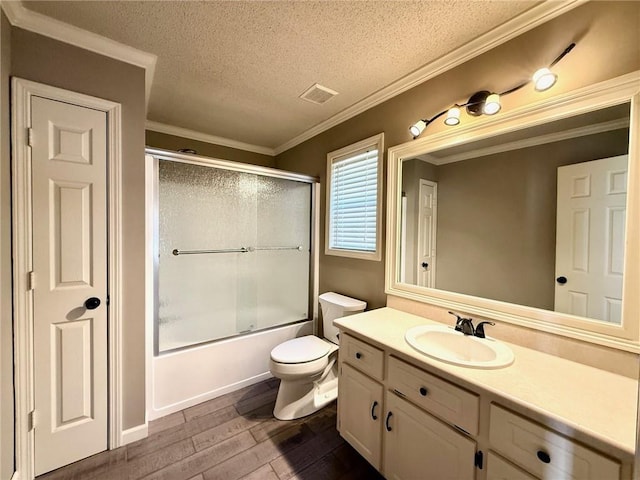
[[120, 423, 148, 446]]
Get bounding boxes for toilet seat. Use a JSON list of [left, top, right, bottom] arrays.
[[270, 335, 333, 364]]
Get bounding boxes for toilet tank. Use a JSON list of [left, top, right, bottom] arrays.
[[319, 292, 367, 344]]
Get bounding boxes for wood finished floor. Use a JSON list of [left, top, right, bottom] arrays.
[[38, 378, 385, 480]]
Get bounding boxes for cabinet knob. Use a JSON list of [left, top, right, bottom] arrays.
[[371, 401, 378, 420], [419, 387, 428, 396], [536, 450, 551, 464], [355, 352, 362, 359], [556, 276, 568, 285]]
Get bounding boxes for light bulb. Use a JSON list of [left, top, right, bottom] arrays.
[[483, 93, 501, 115], [533, 67, 557, 91], [410, 120, 427, 137], [444, 107, 461, 126]]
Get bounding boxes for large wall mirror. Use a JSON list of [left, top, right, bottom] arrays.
[[386, 72, 640, 351]]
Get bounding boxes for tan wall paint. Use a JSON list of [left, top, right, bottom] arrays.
[[275, 1, 640, 312], [145, 130, 276, 168], [10, 27, 147, 429], [0, 10, 14, 480]]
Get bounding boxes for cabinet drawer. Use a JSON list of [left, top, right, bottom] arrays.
[[486, 452, 537, 480], [490, 404, 620, 480], [341, 333, 384, 380], [388, 356, 479, 435]]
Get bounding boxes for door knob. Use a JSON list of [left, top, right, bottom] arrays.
[[421, 262, 429, 268], [85, 297, 101, 310], [556, 276, 568, 285]]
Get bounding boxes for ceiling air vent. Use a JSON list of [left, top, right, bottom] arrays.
[[299, 83, 339, 105]]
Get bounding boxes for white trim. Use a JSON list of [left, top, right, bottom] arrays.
[[273, 0, 586, 155], [424, 117, 630, 166], [145, 120, 276, 157], [120, 424, 148, 446], [1, 1, 157, 111], [325, 133, 384, 262], [144, 154, 155, 445], [12, 78, 124, 479], [385, 71, 640, 353]]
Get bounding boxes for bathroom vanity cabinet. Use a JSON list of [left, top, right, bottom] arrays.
[[335, 308, 636, 480]]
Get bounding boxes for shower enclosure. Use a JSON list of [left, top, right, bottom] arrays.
[[146, 149, 318, 417]]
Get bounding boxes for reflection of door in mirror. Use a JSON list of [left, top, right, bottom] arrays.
[[401, 159, 439, 285], [417, 180, 437, 287], [555, 155, 627, 323]]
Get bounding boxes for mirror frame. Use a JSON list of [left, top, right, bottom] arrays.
[[386, 71, 640, 352]]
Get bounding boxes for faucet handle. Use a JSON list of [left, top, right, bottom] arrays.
[[475, 321, 495, 339]]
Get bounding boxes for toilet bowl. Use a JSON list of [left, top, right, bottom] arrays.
[[269, 292, 366, 420]]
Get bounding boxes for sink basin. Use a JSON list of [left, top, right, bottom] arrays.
[[405, 324, 514, 369]]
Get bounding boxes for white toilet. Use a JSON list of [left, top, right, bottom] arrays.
[[269, 292, 367, 420]]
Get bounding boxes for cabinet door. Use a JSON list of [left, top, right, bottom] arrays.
[[338, 363, 383, 469], [383, 393, 476, 480]]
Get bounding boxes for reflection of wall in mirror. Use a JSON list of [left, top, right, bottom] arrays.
[[402, 127, 629, 311], [401, 159, 438, 285]]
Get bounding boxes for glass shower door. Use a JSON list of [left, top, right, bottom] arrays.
[[157, 159, 312, 353]]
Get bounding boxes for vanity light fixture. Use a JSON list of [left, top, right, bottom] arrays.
[[410, 43, 576, 138]]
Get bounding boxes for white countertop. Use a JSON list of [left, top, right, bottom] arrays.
[[334, 307, 638, 457]]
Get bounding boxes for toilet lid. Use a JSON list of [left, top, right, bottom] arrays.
[[271, 336, 331, 364]]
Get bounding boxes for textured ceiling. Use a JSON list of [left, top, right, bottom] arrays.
[[23, 1, 538, 150]]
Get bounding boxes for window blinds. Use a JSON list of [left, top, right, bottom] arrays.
[[328, 148, 378, 252]]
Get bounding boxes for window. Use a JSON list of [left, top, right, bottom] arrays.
[[325, 133, 384, 261]]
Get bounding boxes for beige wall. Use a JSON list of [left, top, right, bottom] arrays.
[[275, 1, 640, 311], [146, 130, 276, 168], [0, 10, 13, 480], [10, 27, 147, 429]]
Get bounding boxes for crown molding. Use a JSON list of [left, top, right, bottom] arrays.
[[1, 0, 157, 112], [273, 0, 588, 155], [146, 120, 276, 157]]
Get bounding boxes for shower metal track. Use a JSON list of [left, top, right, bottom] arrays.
[[172, 245, 304, 256]]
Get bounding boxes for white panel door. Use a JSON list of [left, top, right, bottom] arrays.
[[417, 180, 437, 288], [31, 96, 108, 475], [555, 155, 628, 323]]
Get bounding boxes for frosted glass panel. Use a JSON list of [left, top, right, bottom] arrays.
[[157, 160, 312, 353]]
